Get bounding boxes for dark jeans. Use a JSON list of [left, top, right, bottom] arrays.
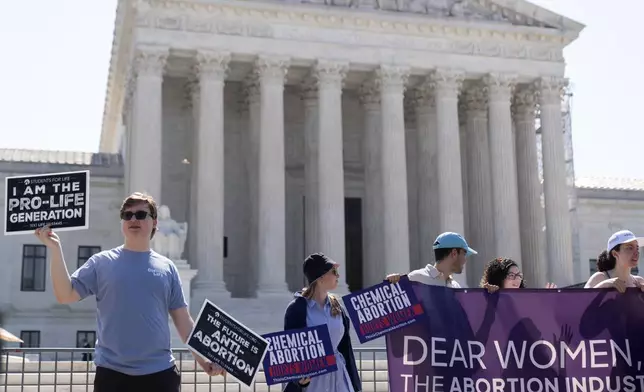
[[94, 364, 181, 392]]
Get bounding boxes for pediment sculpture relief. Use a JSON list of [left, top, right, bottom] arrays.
[[297, 0, 548, 27]]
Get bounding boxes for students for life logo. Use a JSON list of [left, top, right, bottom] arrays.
[[147, 267, 164, 277]]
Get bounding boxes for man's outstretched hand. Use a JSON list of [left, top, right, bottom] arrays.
[[198, 359, 226, 377]]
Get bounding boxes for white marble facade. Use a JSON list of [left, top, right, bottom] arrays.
[[110, 0, 585, 297]]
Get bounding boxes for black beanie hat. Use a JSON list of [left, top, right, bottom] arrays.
[[303, 253, 338, 284]]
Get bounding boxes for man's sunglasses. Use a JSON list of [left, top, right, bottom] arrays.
[[120, 210, 151, 221]]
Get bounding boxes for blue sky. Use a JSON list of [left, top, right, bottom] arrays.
[[1, 0, 641, 180]]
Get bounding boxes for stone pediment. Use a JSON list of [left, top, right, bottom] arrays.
[[280, 0, 581, 30]]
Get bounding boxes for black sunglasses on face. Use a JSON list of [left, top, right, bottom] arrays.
[[120, 210, 150, 221]]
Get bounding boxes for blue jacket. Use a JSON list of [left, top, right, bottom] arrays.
[[282, 293, 362, 392]]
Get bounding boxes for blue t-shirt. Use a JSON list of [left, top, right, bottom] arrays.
[[70, 246, 187, 375]]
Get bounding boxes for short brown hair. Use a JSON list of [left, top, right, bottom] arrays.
[[120, 192, 158, 239]]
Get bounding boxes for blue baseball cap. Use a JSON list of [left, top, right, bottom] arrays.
[[432, 232, 478, 256]]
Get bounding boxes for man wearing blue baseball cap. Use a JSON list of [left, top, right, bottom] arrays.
[[386, 232, 477, 288]]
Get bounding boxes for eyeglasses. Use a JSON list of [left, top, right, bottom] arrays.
[[331, 268, 339, 277], [120, 210, 151, 221], [507, 272, 523, 280]]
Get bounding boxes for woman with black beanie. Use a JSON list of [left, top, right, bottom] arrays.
[[282, 253, 361, 392]]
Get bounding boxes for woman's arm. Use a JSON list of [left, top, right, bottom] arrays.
[[593, 278, 617, 289], [593, 277, 631, 293], [584, 272, 607, 288]]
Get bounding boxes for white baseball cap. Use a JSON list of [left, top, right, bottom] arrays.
[[607, 230, 644, 251]]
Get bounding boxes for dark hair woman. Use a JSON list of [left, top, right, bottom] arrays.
[[282, 253, 361, 392], [586, 230, 644, 291], [480, 257, 556, 292]]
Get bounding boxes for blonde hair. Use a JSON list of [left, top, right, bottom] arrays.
[[302, 281, 342, 317], [120, 192, 158, 239]]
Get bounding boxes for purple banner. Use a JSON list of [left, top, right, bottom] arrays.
[[342, 276, 426, 343], [261, 325, 337, 385], [386, 282, 644, 392]]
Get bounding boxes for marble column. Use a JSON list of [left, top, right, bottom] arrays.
[[301, 81, 320, 256], [359, 82, 384, 286], [122, 75, 135, 196], [192, 50, 230, 297], [376, 65, 411, 275], [405, 100, 420, 270], [256, 56, 290, 294], [314, 61, 350, 292], [186, 80, 200, 267], [537, 76, 574, 286], [234, 83, 255, 297], [244, 76, 261, 296], [513, 86, 547, 288], [430, 69, 466, 286], [459, 115, 470, 244], [485, 73, 522, 261], [430, 69, 465, 233], [463, 84, 495, 284], [413, 83, 440, 267], [130, 45, 168, 201]]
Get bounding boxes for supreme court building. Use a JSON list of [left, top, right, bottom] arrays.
[[104, 0, 585, 292], [4, 0, 623, 344]]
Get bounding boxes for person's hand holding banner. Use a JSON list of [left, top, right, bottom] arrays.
[[635, 279, 644, 292], [4, 170, 90, 235], [386, 281, 644, 392], [261, 325, 337, 386], [614, 278, 627, 293], [34, 225, 61, 249], [186, 300, 269, 388], [483, 283, 499, 293], [198, 359, 226, 377], [385, 274, 401, 284]]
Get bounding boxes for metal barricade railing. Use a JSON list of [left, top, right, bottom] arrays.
[[1, 347, 390, 391]]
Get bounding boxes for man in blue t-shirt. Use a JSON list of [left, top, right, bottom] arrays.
[[34, 192, 224, 391]]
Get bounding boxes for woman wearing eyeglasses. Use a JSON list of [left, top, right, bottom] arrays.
[[282, 253, 361, 392], [480, 257, 557, 291]]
